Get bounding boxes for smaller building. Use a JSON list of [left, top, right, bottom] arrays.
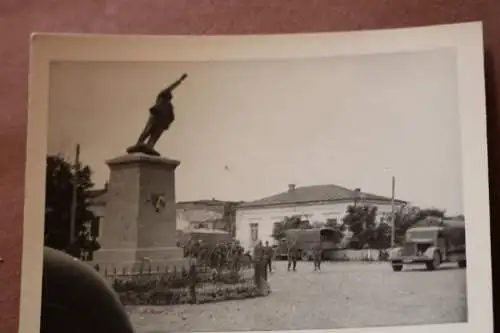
[[176, 199, 241, 236]]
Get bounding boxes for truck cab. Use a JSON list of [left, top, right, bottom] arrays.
[[388, 218, 466, 271]]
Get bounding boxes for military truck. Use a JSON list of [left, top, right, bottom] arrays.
[[388, 217, 466, 271], [278, 227, 343, 261]]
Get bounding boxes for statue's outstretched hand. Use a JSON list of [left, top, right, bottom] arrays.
[[181, 73, 188, 80]]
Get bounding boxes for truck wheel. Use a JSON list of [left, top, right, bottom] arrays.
[[391, 262, 403, 272], [426, 251, 441, 271], [458, 260, 466, 268]]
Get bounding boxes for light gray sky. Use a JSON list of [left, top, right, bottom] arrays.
[[47, 48, 463, 214]]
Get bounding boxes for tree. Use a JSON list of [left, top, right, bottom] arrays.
[[393, 207, 446, 244], [342, 205, 378, 249], [369, 222, 391, 249], [44, 155, 99, 259], [271, 215, 312, 240]]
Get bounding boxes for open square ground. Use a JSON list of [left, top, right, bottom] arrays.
[[128, 261, 467, 332]]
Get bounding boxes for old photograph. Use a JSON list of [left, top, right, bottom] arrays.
[[23, 22, 492, 333]]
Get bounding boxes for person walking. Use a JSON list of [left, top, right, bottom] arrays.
[[263, 241, 274, 273], [287, 240, 298, 272], [313, 243, 323, 271]]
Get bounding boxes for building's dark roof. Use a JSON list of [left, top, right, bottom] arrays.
[[86, 188, 107, 205], [87, 188, 107, 198], [177, 199, 244, 206], [239, 184, 406, 209]]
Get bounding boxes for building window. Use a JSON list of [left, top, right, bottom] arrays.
[[250, 223, 259, 244]]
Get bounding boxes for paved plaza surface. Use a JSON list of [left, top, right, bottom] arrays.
[[128, 261, 467, 333]]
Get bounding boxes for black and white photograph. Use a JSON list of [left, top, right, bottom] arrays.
[[22, 22, 492, 333]]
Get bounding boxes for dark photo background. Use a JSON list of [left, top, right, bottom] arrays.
[[1, 2, 500, 333]]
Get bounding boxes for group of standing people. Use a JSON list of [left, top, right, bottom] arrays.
[[184, 239, 246, 271], [253, 239, 324, 274], [184, 237, 325, 273], [286, 241, 323, 272]]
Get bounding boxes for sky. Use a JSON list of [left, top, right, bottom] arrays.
[[47, 48, 463, 215]]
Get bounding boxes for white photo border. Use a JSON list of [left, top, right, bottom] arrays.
[[23, 21, 492, 333]]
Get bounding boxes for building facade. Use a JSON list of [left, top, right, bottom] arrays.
[[235, 184, 406, 251]]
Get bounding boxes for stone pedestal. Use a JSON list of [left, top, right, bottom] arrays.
[[93, 153, 185, 270]]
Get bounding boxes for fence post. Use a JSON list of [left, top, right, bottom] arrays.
[[262, 259, 268, 282], [189, 259, 197, 304], [254, 259, 262, 292]]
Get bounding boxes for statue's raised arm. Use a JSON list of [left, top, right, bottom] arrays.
[[163, 73, 188, 94]]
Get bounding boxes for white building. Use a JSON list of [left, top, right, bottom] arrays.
[[235, 184, 406, 251]]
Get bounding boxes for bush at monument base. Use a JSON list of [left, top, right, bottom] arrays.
[[111, 268, 248, 291], [118, 283, 266, 306], [109, 265, 269, 306]]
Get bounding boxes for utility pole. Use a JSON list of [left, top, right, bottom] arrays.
[[390, 176, 396, 247], [69, 144, 80, 245]]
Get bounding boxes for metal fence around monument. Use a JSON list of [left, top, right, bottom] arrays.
[[96, 259, 269, 305]]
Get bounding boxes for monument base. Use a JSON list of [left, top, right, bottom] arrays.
[[125, 144, 160, 156]]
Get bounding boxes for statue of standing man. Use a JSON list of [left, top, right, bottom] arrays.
[[127, 73, 188, 156]]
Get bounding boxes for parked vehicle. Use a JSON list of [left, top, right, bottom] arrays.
[[177, 228, 233, 253], [388, 218, 466, 271], [278, 227, 343, 261]]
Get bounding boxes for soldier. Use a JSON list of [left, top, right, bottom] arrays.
[[218, 242, 227, 269], [211, 242, 222, 269], [313, 243, 323, 272], [190, 240, 201, 264], [232, 240, 244, 271], [224, 241, 233, 267], [287, 240, 298, 272], [263, 241, 274, 273]]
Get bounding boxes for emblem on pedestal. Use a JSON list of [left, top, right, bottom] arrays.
[[151, 193, 166, 212]]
